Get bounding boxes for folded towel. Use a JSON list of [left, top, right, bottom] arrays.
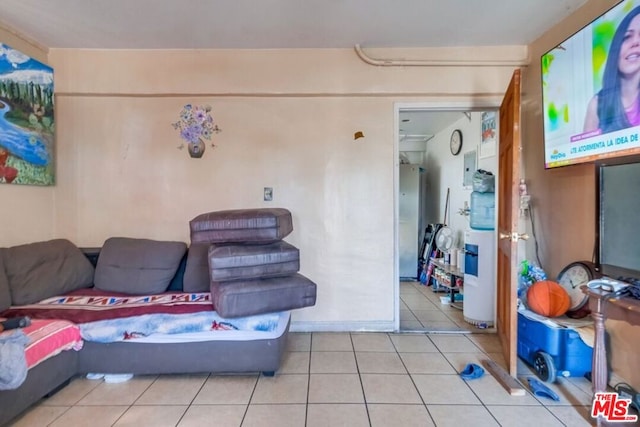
[[0, 330, 29, 390], [0, 329, 29, 345]]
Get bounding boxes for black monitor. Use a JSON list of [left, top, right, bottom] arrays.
[[595, 154, 640, 282]]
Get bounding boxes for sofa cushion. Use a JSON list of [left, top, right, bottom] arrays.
[[211, 273, 317, 318], [208, 241, 300, 282], [183, 243, 210, 293], [94, 237, 187, 295], [0, 249, 11, 311], [190, 208, 293, 244], [3, 239, 95, 306]]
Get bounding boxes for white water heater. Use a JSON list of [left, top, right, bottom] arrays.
[[463, 229, 496, 326]]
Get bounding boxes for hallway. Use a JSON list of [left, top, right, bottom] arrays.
[[400, 280, 495, 333]]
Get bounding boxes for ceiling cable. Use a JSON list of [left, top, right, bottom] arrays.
[[354, 44, 530, 67]]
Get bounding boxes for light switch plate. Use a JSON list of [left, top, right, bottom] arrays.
[[264, 187, 273, 201]]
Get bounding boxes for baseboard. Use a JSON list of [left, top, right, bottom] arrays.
[[290, 320, 396, 333]]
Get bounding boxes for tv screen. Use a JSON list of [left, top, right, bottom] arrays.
[[542, 0, 640, 168], [596, 155, 640, 281]]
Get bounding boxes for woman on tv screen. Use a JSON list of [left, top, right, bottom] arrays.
[[584, 6, 640, 133], [542, 0, 640, 168]]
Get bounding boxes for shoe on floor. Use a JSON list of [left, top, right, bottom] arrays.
[[460, 363, 485, 380], [527, 377, 560, 401]]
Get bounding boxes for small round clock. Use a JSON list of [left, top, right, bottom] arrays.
[[450, 129, 463, 156], [556, 261, 598, 318]]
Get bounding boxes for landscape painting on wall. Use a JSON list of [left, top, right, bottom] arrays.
[[0, 43, 54, 185]]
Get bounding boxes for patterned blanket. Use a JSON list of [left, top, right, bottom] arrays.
[[1, 289, 214, 323], [79, 311, 282, 343]]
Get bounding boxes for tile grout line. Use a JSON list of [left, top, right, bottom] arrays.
[[304, 334, 312, 427], [239, 373, 260, 426], [350, 332, 373, 427], [427, 333, 505, 426], [391, 331, 438, 426], [176, 373, 212, 426], [44, 374, 99, 427]]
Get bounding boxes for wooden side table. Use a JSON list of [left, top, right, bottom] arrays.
[[583, 286, 640, 426]]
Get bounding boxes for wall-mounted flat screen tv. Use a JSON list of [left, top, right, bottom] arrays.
[[542, 0, 640, 168]]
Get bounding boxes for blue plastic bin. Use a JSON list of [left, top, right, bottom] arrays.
[[517, 312, 592, 382]]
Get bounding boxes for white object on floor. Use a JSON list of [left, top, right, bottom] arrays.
[[104, 373, 134, 383], [86, 373, 104, 380], [463, 229, 496, 326], [457, 249, 465, 272]]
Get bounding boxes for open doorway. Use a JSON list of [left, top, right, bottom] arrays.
[[394, 102, 501, 333]]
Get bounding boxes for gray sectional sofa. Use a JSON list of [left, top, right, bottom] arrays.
[[0, 208, 317, 426]]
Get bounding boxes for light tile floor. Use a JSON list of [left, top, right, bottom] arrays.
[[400, 280, 495, 332], [9, 331, 600, 426]]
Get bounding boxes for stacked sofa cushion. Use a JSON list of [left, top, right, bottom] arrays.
[[190, 208, 294, 244], [208, 241, 299, 282], [186, 208, 317, 318], [183, 208, 295, 292]]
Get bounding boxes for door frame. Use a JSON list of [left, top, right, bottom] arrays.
[[393, 99, 503, 331]]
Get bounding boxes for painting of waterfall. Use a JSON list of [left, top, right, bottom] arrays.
[[0, 43, 54, 185]]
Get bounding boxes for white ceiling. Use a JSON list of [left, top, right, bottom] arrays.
[[399, 110, 465, 141], [0, 0, 588, 50], [0, 0, 589, 139]]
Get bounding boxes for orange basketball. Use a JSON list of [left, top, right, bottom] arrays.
[[526, 280, 571, 318]]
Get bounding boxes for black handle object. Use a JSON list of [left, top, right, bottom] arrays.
[[0, 316, 31, 332]]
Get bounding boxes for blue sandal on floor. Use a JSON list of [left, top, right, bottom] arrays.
[[527, 377, 560, 401], [460, 363, 485, 380]]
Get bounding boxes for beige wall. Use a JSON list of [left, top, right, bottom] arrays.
[[41, 47, 519, 330], [0, 28, 55, 245], [524, 0, 639, 390]]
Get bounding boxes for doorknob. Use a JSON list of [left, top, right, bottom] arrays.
[[499, 231, 530, 242]]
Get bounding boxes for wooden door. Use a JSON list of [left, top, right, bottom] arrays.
[[497, 69, 522, 377]]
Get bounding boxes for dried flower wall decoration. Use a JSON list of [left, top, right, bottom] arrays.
[[172, 104, 221, 158]]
